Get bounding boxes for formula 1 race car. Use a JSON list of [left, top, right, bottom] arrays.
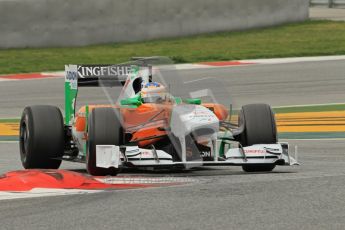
[[19, 58, 298, 176]]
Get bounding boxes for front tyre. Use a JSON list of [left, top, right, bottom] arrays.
[[19, 105, 64, 169], [87, 108, 123, 176], [242, 164, 276, 173], [238, 104, 277, 172]]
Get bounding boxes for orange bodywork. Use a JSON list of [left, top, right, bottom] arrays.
[[121, 103, 172, 147], [74, 102, 228, 147]]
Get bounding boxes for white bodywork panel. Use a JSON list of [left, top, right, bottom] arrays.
[[96, 145, 173, 168], [170, 104, 219, 138], [96, 145, 120, 168], [123, 146, 173, 166], [170, 104, 219, 164], [224, 143, 298, 166], [225, 144, 282, 159]]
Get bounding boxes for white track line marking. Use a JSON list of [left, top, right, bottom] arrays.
[[0, 188, 100, 201], [174, 64, 212, 70], [184, 77, 214, 84], [96, 177, 195, 184], [242, 55, 345, 65], [0, 78, 17, 82], [41, 71, 64, 77]]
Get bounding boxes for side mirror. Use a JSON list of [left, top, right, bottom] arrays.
[[184, 98, 201, 105], [120, 97, 142, 107]]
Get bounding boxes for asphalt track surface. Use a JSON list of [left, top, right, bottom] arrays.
[[0, 60, 345, 230]]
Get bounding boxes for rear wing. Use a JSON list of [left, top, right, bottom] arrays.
[[64, 64, 151, 125]]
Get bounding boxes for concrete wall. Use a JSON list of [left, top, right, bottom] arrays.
[[0, 0, 309, 48]]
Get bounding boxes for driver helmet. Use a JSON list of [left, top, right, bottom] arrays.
[[141, 82, 167, 103]]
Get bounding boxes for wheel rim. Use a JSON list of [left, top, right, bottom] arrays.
[[20, 121, 29, 162]]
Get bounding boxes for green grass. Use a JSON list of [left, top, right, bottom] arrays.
[[273, 104, 345, 113], [230, 104, 345, 114], [278, 132, 345, 139], [0, 118, 20, 123], [0, 136, 18, 141], [1, 20, 345, 74]]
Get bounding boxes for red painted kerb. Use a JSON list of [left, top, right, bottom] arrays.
[[0, 169, 161, 192], [0, 73, 59, 80]]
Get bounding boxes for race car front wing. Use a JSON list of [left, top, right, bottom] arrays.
[[95, 142, 299, 169]]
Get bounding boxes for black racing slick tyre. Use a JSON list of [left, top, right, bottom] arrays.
[[242, 164, 276, 173], [19, 105, 64, 169], [238, 104, 277, 172], [87, 108, 123, 176]]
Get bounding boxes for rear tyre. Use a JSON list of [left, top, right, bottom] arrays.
[[87, 108, 123, 176], [238, 104, 277, 172], [19, 105, 64, 169]]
